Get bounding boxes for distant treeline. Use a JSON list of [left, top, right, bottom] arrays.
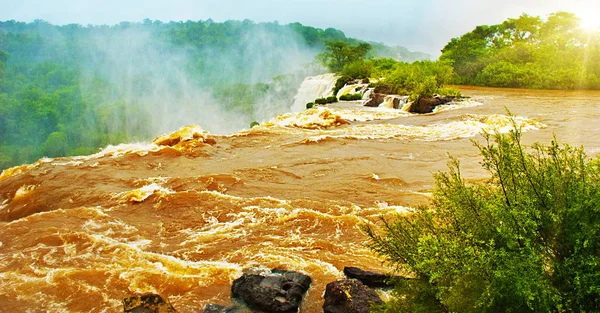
[[0, 19, 428, 170], [441, 12, 600, 89]]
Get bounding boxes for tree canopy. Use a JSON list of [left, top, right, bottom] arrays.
[[441, 12, 600, 89], [317, 41, 372, 72]]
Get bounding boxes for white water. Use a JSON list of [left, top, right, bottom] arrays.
[[291, 73, 338, 112]]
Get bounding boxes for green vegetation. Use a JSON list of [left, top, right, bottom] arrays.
[[340, 60, 373, 79], [314, 96, 338, 105], [333, 76, 353, 97], [305, 102, 314, 109], [368, 59, 457, 100], [339, 93, 363, 101], [0, 19, 426, 170], [249, 121, 259, 128], [317, 41, 372, 72], [367, 125, 600, 312], [441, 12, 600, 89]]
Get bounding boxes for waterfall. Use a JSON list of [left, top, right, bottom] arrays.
[[291, 73, 338, 112]]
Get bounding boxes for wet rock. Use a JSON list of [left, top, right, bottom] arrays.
[[323, 279, 384, 313], [343, 267, 395, 288], [123, 294, 177, 313], [365, 93, 387, 107], [408, 97, 441, 114], [203, 304, 249, 313], [408, 95, 457, 114], [437, 95, 455, 105], [231, 268, 311, 313]]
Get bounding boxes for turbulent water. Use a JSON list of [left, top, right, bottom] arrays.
[[1, 86, 599, 313], [291, 74, 338, 112]]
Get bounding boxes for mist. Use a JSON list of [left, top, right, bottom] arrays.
[[0, 19, 326, 168]]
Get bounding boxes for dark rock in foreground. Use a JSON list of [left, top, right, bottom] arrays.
[[203, 304, 249, 313], [231, 268, 311, 313], [123, 294, 177, 313], [343, 267, 396, 288], [323, 279, 384, 313]]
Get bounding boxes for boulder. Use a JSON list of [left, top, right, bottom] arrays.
[[437, 95, 455, 105], [408, 95, 458, 113], [365, 93, 387, 107], [231, 268, 312, 313], [408, 97, 441, 114], [203, 304, 249, 313], [123, 294, 177, 313], [343, 267, 395, 288], [323, 279, 384, 313]]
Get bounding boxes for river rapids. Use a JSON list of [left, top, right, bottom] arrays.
[[1, 81, 599, 312]]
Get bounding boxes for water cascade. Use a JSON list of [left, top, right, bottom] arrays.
[[291, 74, 338, 112], [378, 95, 409, 110]]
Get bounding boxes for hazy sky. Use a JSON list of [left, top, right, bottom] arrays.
[[0, 0, 597, 56]]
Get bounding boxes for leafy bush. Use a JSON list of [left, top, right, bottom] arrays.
[[250, 121, 260, 128], [367, 125, 600, 312], [339, 93, 363, 101], [314, 98, 328, 105], [41, 132, 69, 158], [437, 87, 462, 98], [384, 61, 454, 98], [333, 76, 353, 97], [306, 102, 314, 109], [341, 60, 373, 79], [409, 76, 439, 101], [315, 96, 338, 104]]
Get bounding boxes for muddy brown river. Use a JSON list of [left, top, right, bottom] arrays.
[[1, 86, 599, 312]]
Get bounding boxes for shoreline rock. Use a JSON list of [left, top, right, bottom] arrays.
[[323, 279, 384, 313], [123, 294, 177, 313], [231, 268, 312, 313], [344, 266, 399, 288]]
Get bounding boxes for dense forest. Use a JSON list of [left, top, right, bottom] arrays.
[[440, 12, 600, 89], [0, 19, 428, 170]]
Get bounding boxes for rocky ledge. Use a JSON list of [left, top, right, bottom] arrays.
[[123, 266, 407, 313]]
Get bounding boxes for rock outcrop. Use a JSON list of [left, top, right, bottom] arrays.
[[123, 294, 177, 313], [408, 96, 455, 114], [323, 279, 384, 313], [231, 268, 312, 313], [203, 304, 249, 313], [365, 93, 387, 107], [343, 267, 396, 288]]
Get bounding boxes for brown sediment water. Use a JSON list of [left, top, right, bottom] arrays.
[[1, 86, 599, 312]]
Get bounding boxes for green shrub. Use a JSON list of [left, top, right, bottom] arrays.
[[250, 121, 260, 128], [339, 93, 363, 101], [437, 87, 462, 98], [333, 76, 353, 97], [314, 98, 328, 105], [409, 76, 438, 101], [367, 124, 600, 312], [41, 132, 69, 158], [326, 96, 338, 103], [341, 60, 373, 79], [306, 102, 314, 109]]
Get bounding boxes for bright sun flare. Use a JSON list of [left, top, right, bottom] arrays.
[[581, 19, 600, 30], [579, 12, 600, 30]]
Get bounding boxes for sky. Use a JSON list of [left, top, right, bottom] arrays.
[[0, 0, 598, 56]]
